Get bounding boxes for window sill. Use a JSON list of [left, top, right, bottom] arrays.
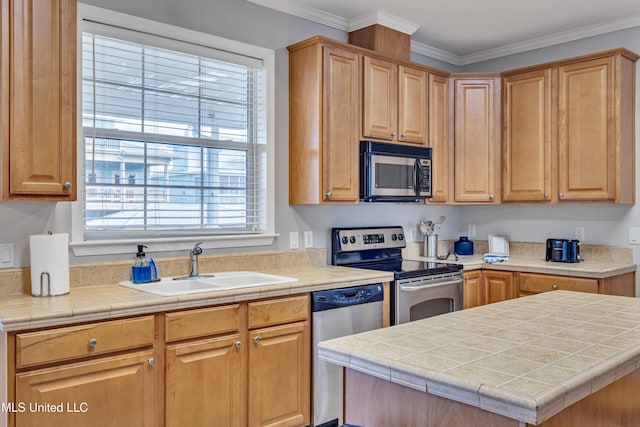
[[70, 233, 279, 257]]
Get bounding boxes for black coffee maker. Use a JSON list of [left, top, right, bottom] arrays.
[[545, 239, 581, 263]]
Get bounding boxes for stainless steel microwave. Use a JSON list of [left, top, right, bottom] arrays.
[[360, 141, 432, 203]]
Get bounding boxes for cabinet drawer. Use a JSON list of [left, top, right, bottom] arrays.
[[16, 316, 154, 369], [165, 304, 241, 342], [519, 273, 598, 294], [248, 295, 309, 329]]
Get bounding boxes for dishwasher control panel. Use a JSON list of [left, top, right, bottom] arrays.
[[311, 284, 383, 312]]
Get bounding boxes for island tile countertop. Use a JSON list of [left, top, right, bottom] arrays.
[[0, 266, 393, 332], [409, 254, 636, 279], [318, 290, 640, 425]]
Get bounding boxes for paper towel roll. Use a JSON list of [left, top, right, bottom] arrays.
[[30, 233, 70, 296]]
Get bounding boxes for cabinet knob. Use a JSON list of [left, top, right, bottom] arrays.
[[325, 192, 332, 198], [391, 132, 397, 137], [489, 194, 494, 200], [552, 284, 558, 290], [558, 192, 564, 198], [234, 341, 242, 348], [253, 336, 261, 344], [400, 133, 406, 138], [148, 357, 155, 366], [64, 182, 72, 189], [88, 338, 97, 347], [544, 193, 549, 199]]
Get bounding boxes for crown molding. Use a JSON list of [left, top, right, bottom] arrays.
[[348, 10, 420, 35], [411, 40, 463, 66], [247, 0, 348, 30], [459, 13, 640, 65], [249, 0, 640, 66]]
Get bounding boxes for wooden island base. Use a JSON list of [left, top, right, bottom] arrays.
[[344, 367, 640, 427]]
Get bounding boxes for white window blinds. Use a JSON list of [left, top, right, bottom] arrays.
[[82, 31, 267, 236]]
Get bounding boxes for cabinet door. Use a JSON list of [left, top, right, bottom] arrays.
[[427, 73, 450, 202], [15, 350, 157, 427], [463, 270, 483, 308], [2, 0, 76, 200], [166, 334, 243, 427], [557, 56, 615, 201], [483, 271, 515, 304], [248, 321, 310, 427], [398, 65, 427, 144], [322, 46, 360, 202], [453, 78, 501, 203], [362, 56, 397, 141], [502, 69, 552, 202]]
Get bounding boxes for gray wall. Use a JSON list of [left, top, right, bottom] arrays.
[[2, 0, 639, 275]]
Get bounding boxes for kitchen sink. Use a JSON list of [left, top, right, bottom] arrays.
[[119, 271, 298, 296]]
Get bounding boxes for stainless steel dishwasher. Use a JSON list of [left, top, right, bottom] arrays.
[[312, 284, 384, 427]]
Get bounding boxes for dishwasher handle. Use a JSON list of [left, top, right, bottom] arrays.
[[399, 278, 462, 292]]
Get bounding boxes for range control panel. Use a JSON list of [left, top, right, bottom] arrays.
[[333, 226, 406, 252]]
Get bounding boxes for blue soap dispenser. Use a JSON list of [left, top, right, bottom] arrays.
[[132, 245, 151, 283]]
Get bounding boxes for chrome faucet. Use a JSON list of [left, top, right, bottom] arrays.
[[189, 242, 204, 278]]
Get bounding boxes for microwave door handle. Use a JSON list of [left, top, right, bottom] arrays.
[[414, 160, 421, 197]]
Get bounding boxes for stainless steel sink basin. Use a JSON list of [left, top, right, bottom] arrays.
[[119, 271, 298, 296]]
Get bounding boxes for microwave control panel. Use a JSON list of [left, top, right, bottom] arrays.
[[417, 159, 431, 194]]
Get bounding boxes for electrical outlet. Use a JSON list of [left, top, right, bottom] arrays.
[[629, 227, 640, 244], [574, 226, 585, 242], [289, 232, 299, 249], [468, 224, 476, 238], [304, 231, 313, 248]]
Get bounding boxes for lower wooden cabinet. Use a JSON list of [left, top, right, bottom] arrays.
[[8, 295, 311, 427], [165, 334, 243, 427], [15, 350, 158, 427], [483, 270, 516, 304], [248, 322, 309, 427], [463, 270, 483, 308], [518, 272, 635, 297], [464, 269, 635, 309]]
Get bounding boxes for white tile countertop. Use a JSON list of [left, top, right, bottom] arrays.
[[318, 291, 640, 425], [409, 253, 637, 279], [0, 266, 393, 332]]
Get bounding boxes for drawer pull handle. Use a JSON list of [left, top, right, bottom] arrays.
[[88, 338, 98, 347], [552, 284, 558, 290], [148, 357, 155, 366], [253, 336, 261, 344], [234, 341, 242, 348]]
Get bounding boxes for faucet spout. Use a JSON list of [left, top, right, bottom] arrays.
[[189, 242, 204, 278]]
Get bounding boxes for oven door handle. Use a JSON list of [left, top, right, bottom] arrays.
[[399, 278, 462, 291]]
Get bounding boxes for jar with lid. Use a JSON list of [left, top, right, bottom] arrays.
[[454, 236, 474, 255]]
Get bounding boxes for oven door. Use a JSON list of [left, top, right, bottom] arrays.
[[394, 272, 463, 324]]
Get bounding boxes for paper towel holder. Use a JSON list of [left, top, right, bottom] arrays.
[[38, 272, 51, 297]]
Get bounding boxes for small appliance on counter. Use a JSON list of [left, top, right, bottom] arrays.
[[546, 238, 581, 263], [454, 236, 474, 255]]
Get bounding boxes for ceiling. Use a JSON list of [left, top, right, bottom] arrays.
[[248, 0, 640, 65]]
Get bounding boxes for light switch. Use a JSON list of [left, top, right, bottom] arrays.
[[629, 227, 640, 245], [0, 243, 15, 268]]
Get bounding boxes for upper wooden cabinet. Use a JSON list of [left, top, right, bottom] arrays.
[[362, 56, 428, 145], [451, 75, 502, 203], [557, 52, 636, 203], [502, 69, 552, 202], [1, 0, 77, 201], [503, 49, 638, 204], [288, 40, 361, 204], [426, 73, 450, 203]]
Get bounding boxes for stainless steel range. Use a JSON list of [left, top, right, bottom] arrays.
[[331, 226, 463, 324]]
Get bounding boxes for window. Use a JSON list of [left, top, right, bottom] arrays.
[[78, 8, 273, 248]]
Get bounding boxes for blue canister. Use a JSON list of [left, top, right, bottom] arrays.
[[454, 236, 474, 255]]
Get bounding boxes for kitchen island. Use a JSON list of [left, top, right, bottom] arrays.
[[318, 290, 640, 426]]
